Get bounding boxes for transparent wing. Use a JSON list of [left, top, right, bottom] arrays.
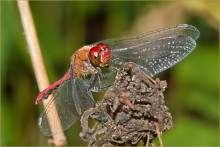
[[70, 65, 95, 115], [95, 24, 200, 77], [38, 65, 95, 136], [72, 77, 95, 115], [38, 78, 79, 136]]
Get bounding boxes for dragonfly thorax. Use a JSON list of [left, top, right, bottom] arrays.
[[72, 46, 97, 78]]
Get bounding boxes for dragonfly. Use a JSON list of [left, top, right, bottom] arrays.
[[36, 24, 200, 136]]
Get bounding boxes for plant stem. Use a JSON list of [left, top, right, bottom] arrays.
[[17, 1, 67, 146]]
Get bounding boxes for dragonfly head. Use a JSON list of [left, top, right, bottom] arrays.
[[89, 43, 111, 67]]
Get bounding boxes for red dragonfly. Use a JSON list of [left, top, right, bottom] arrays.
[[36, 24, 200, 136]]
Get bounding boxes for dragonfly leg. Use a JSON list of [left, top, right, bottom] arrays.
[[87, 73, 101, 92], [96, 67, 102, 90]]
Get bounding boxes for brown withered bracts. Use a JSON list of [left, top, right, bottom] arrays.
[[80, 62, 173, 146]]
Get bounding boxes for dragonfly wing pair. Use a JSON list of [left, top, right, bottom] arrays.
[[98, 24, 200, 77], [38, 66, 95, 136]]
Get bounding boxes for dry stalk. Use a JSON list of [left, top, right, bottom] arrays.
[[17, 1, 67, 146]]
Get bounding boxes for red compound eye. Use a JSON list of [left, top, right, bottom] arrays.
[[89, 46, 99, 59], [89, 43, 111, 67], [99, 44, 111, 64]]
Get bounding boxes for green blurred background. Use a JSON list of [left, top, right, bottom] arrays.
[[1, 1, 219, 146]]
